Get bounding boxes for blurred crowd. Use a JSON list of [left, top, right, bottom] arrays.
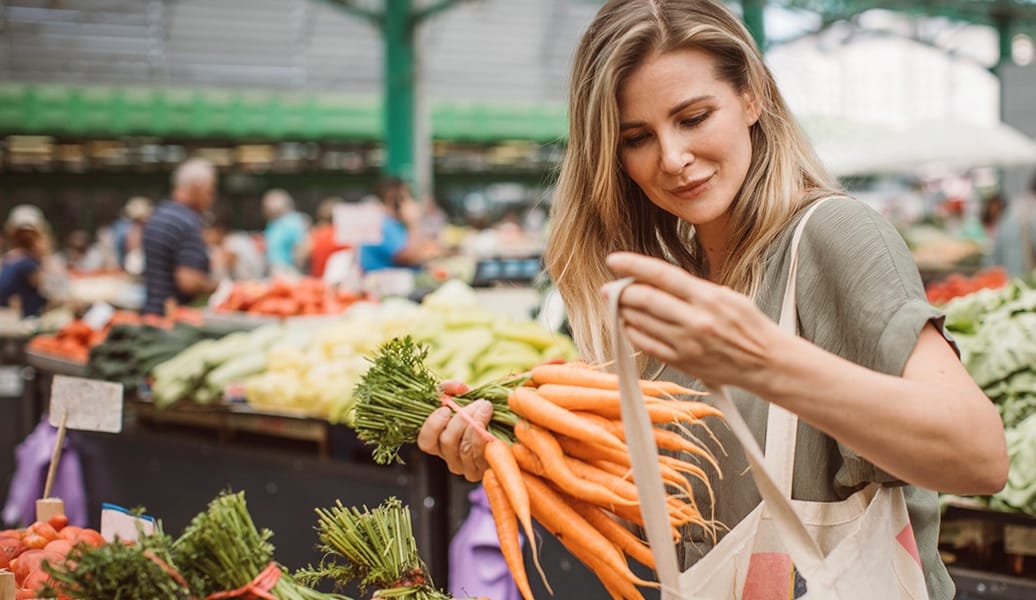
[[0, 157, 455, 318]]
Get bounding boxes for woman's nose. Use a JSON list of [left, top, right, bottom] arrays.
[[658, 132, 693, 174]]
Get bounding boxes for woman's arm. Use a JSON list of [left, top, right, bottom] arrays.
[[606, 252, 1008, 496]]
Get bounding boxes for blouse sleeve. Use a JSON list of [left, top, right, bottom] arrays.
[[793, 198, 950, 486]]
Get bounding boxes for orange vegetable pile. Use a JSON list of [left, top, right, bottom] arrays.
[[460, 362, 721, 600], [0, 514, 105, 599], [925, 266, 1009, 305], [214, 278, 363, 317], [27, 309, 203, 363]]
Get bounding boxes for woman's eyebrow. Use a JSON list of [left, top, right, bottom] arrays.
[[619, 95, 716, 130]]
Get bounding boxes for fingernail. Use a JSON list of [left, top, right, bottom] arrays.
[[477, 400, 493, 417]]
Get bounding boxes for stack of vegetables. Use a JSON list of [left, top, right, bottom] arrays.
[[28, 308, 204, 364], [352, 337, 721, 600], [942, 280, 1036, 514], [86, 322, 215, 392], [148, 281, 576, 425], [925, 266, 1010, 305], [213, 277, 363, 317], [0, 513, 106, 598]]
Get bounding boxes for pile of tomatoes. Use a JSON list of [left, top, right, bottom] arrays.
[[0, 515, 105, 599], [925, 266, 1010, 305]]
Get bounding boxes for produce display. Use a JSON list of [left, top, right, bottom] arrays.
[[146, 281, 576, 424], [352, 337, 721, 600], [213, 278, 363, 317], [27, 308, 203, 364], [944, 280, 1036, 514], [2, 492, 485, 600]]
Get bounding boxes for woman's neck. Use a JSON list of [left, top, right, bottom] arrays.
[[695, 219, 731, 282]]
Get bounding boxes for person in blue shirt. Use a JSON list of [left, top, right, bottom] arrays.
[[359, 178, 442, 273], [0, 205, 51, 317], [262, 189, 309, 277]]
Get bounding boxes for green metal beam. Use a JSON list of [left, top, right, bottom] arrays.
[[742, 0, 768, 50], [384, 0, 416, 181], [413, 0, 464, 23], [318, 0, 382, 26]]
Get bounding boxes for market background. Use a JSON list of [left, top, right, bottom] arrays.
[[1, 1, 1036, 599]]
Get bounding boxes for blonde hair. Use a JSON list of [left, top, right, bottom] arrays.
[[545, 0, 841, 365]]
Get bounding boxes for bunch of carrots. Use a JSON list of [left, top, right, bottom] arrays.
[[352, 337, 722, 600]]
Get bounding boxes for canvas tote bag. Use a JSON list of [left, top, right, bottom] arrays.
[[606, 199, 931, 600]]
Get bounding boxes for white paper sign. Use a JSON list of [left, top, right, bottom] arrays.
[[334, 203, 384, 246], [82, 302, 115, 331], [100, 503, 156, 543], [49, 375, 124, 433]]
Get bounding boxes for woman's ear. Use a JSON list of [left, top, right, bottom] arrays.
[[743, 92, 762, 127]]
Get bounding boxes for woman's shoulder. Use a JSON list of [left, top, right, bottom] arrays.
[[795, 195, 910, 263]]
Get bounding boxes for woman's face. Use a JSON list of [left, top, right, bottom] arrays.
[[617, 48, 759, 236]]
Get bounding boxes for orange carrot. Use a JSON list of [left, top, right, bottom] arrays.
[[523, 472, 657, 595], [530, 363, 704, 397], [483, 469, 536, 600], [571, 410, 722, 477], [513, 421, 639, 510], [567, 497, 656, 570], [511, 442, 545, 475], [508, 387, 626, 452]]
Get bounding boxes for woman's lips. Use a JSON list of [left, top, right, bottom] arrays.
[[669, 174, 713, 199]]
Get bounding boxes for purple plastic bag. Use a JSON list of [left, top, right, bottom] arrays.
[[449, 485, 522, 600], [2, 414, 87, 527]]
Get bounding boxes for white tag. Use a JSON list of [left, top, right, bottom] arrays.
[[100, 503, 156, 543], [50, 375, 124, 433], [0, 366, 23, 396], [208, 278, 235, 309], [322, 249, 358, 287], [82, 302, 115, 331], [334, 203, 384, 245]]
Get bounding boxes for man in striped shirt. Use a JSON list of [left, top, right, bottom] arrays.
[[142, 158, 220, 315]]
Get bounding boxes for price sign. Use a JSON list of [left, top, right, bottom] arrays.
[[100, 503, 156, 543], [334, 202, 384, 246], [82, 302, 115, 331], [50, 375, 124, 433]]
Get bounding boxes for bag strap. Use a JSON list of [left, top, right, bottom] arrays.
[[607, 199, 835, 598], [766, 197, 837, 494]]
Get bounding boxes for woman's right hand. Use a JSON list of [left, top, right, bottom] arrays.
[[417, 399, 494, 482]]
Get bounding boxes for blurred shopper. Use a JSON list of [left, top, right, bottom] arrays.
[[61, 230, 108, 274], [142, 158, 221, 315], [262, 189, 308, 276], [306, 197, 351, 278], [0, 205, 52, 317], [204, 219, 266, 281], [113, 197, 153, 275], [359, 178, 442, 273], [981, 192, 1006, 238], [989, 174, 1036, 277]]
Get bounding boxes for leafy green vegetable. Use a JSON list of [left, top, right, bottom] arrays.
[[298, 497, 450, 600]]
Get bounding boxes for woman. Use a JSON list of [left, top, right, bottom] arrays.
[[419, 1, 1006, 597], [0, 205, 52, 317]]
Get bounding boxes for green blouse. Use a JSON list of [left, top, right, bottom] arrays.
[[663, 197, 955, 599]]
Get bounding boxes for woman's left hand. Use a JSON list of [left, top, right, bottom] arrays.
[[605, 252, 786, 391]]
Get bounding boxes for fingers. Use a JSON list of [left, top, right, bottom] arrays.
[[606, 252, 713, 302], [624, 322, 679, 364], [419, 400, 493, 482], [417, 406, 451, 456]]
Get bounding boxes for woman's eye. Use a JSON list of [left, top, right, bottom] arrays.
[[680, 112, 711, 128], [621, 133, 650, 148]]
